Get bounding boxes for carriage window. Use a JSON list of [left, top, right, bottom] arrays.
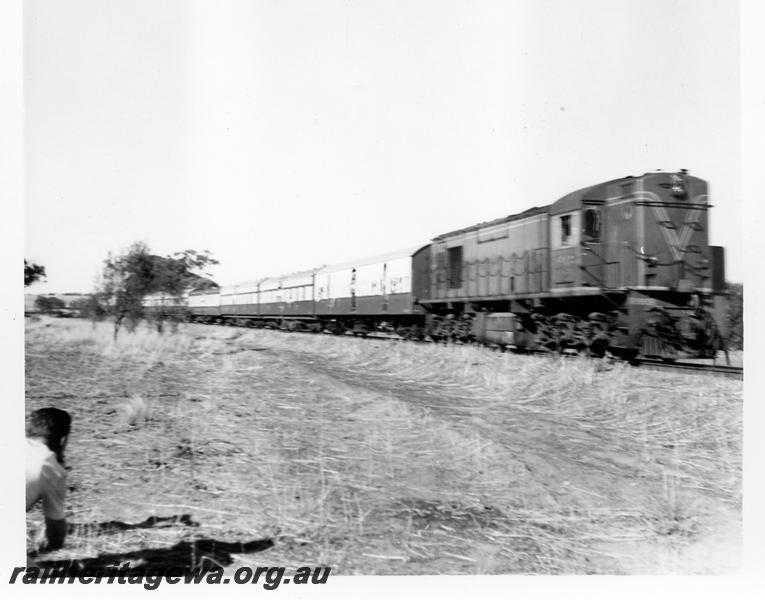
[[584, 208, 601, 240], [447, 246, 463, 288]]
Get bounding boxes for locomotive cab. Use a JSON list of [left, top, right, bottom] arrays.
[[539, 170, 728, 359], [549, 194, 604, 291], [548, 171, 722, 295]]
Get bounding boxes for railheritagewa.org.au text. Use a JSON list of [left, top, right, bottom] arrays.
[[9, 563, 331, 590]]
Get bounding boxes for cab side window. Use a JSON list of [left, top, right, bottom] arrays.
[[560, 215, 572, 245], [584, 208, 601, 240], [552, 212, 580, 248]]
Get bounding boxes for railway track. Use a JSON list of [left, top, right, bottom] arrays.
[[326, 330, 745, 378], [190, 319, 745, 379], [632, 358, 743, 379]]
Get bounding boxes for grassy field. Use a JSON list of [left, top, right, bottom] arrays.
[[25, 317, 743, 575]]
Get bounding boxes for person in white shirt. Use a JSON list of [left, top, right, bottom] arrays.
[[26, 407, 71, 551]]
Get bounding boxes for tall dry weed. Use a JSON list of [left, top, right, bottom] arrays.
[[25, 319, 742, 574]]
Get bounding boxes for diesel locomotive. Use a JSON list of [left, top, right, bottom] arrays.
[[144, 170, 729, 360]]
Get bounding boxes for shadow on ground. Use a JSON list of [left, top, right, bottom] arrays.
[[64, 514, 200, 536], [31, 538, 274, 574], [29, 514, 274, 575]]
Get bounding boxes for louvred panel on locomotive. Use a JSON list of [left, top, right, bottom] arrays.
[[637, 172, 713, 292]]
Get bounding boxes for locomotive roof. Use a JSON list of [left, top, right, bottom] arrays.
[[432, 205, 550, 241], [549, 175, 644, 213], [432, 172, 680, 240]]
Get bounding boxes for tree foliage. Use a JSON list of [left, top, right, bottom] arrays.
[[34, 295, 66, 314], [24, 260, 46, 287], [726, 282, 743, 350], [69, 296, 108, 322], [98, 242, 218, 338]]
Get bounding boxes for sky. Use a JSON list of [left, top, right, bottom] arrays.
[[24, 0, 743, 293]]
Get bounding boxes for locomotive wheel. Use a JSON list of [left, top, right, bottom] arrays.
[[588, 338, 609, 358], [609, 347, 639, 363]]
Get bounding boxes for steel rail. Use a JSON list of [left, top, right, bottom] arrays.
[[631, 358, 743, 379]]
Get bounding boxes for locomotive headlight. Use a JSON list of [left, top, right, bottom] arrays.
[[671, 171, 687, 197]]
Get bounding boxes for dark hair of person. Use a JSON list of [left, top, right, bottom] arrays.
[[27, 408, 71, 464]]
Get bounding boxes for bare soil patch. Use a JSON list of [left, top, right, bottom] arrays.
[[25, 318, 742, 574]]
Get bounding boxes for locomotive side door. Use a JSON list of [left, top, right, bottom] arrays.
[[550, 211, 581, 289], [602, 200, 637, 288], [580, 205, 605, 287]]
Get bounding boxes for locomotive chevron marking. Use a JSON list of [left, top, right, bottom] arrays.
[[603, 191, 706, 262], [649, 202, 704, 262]]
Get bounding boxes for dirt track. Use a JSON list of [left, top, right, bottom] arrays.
[[25, 320, 742, 574], [271, 345, 742, 573]]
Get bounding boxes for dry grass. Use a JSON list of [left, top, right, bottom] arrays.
[[25, 317, 742, 574]]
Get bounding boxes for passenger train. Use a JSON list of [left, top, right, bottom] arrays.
[[144, 170, 728, 360]]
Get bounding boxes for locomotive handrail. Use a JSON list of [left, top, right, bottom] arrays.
[[592, 240, 712, 290], [579, 265, 608, 287], [580, 241, 621, 266], [579, 241, 621, 287]]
